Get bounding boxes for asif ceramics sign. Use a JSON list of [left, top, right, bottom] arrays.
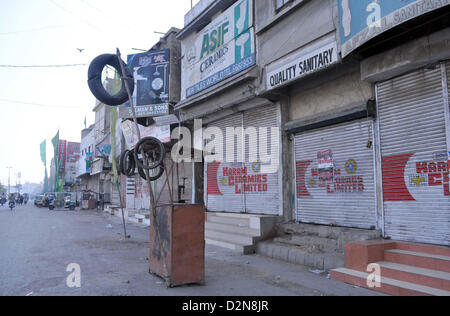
[[266, 40, 338, 91], [181, 0, 255, 99], [338, 0, 450, 57]]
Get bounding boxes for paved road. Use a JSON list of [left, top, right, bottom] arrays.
[[0, 204, 383, 296]]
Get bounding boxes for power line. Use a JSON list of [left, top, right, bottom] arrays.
[[48, 0, 102, 33], [0, 24, 78, 36], [0, 63, 87, 68], [0, 98, 81, 109]]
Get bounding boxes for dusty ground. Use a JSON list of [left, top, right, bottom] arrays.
[[0, 204, 383, 296]]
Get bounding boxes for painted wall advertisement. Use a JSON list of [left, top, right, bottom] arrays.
[[120, 49, 170, 119], [382, 152, 450, 201], [66, 142, 80, 163], [181, 0, 255, 99], [297, 156, 367, 198], [338, 0, 450, 57], [207, 162, 270, 196], [85, 152, 94, 174]]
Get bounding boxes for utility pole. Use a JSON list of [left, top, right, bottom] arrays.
[[6, 167, 12, 195]]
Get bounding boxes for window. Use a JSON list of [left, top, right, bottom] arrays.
[[275, 0, 292, 11]]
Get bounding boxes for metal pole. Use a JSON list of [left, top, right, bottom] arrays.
[[6, 167, 12, 195], [115, 48, 170, 285]]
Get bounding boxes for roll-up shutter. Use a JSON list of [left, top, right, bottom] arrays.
[[294, 119, 377, 229], [243, 105, 281, 215], [377, 66, 450, 246], [205, 113, 245, 213]]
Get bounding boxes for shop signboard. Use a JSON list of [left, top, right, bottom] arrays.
[[338, 0, 450, 57], [266, 37, 338, 91], [119, 49, 170, 119], [181, 0, 255, 99]]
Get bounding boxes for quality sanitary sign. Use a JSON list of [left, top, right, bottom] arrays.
[[266, 41, 338, 91]]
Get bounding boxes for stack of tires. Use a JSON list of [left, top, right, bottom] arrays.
[[119, 137, 166, 182]]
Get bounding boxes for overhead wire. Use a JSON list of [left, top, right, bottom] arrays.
[[0, 64, 87, 68], [0, 98, 81, 109]]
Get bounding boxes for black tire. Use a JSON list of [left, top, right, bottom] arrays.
[[87, 54, 134, 106], [138, 162, 165, 182], [119, 150, 130, 175], [120, 150, 136, 176], [134, 137, 166, 170]]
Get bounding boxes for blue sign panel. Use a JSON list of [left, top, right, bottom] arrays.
[[338, 0, 450, 57]]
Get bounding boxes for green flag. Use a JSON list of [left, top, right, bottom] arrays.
[[40, 140, 47, 165], [51, 131, 60, 191]]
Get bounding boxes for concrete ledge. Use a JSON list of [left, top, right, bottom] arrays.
[[361, 27, 450, 83]]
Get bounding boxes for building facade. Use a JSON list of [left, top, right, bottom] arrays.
[[177, 0, 450, 247]]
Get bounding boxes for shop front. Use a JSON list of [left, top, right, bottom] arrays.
[[205, 103, 282, 216], [376, 63, 450, 246], [294, 118, 377, 229]]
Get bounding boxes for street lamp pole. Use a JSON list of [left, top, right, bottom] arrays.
[[6, 167, 12, 195]]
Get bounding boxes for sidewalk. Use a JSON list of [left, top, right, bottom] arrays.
[[101, 210, 385, 296]]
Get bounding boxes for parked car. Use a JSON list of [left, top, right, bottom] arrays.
[[34, 194, 44, 207], [48, 192, 77, 211]]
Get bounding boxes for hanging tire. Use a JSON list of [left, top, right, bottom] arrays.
[[134, 137, 166, 170], [87, 54, 134, 106], [120, 150, 136, 176], [138, 162, 165, 182]]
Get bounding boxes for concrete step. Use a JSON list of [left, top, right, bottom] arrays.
[[205, 221, 260, 236], [205, 229, 258, 246], [331, 268, 450, 296], [384, 249, 450, 273], [205, 238, 255, 255], [206, 215, 250, 227], [256, 241, 345, 271], [395, 242, 450, 257], [378, 261, 450, 291], [275, 235, 340, 252], [279, 223, 381, 241]]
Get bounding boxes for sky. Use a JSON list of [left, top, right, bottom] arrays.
[[0, 0, 199, 187]]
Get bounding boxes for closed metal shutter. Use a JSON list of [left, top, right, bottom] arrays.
[[243, 105, 281, 215], [205, 104, 282, 215], [377, 66, 450, 246], [294, 119, 377, 229], [205, 113, 245, 213]]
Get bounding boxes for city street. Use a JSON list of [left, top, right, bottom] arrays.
[[0, 204, 382, 296]]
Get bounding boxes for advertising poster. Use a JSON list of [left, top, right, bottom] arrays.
[[119, 49, 171, 119]]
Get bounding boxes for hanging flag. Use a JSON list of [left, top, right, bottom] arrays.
[[40, 140, 46, 166], [51, 131, 60, 190]]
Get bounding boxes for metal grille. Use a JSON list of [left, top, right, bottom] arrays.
[[377, 66, 450, 246], [294, 119, 377, 229]]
